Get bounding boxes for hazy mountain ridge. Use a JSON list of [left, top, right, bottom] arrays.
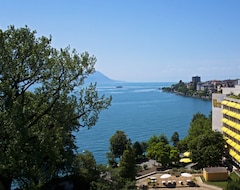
[[85, 71, 116, 83]]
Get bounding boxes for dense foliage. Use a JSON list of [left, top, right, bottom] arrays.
[[225, 179, 240, 190], [0, 26, 111, 190], [162, 80, 210, 98], [109, 130, 128, 159], [146, 133, 179, 166], [184, 112, 225, 168]]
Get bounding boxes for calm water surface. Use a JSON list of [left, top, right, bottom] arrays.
[[75, 82, 212, 164]]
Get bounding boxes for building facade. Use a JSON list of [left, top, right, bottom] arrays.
[[192, 76, 201, 83], [212, 83, 240, 167], [221, 97, 240, 167]]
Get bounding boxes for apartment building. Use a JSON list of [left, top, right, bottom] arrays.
[[212, 82, 240, 167]]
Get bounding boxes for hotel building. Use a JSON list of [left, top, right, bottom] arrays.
[[212, 82, 240, 167]]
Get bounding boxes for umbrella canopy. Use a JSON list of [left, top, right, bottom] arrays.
[[181, 172, 192, 177], [179, 158, 192, 163], [160, 174, 171, 179], [183, 151, 190, 157]]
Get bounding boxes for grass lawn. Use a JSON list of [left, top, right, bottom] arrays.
[[201, 171, 240, 189]]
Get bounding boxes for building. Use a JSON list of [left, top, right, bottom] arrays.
[[192, 76, 201, 83], [203, 167, 228, 181], [212, 81, 240, 167]]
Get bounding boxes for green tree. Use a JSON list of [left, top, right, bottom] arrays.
[[148, 134, 169, 146], [169, 146, 180, 163], [119, 147, 136, 180], [189, 130, 225, 168], [109, 130, 128, 159], [146, 142, 171, 166], [72, 151, 98, 182], [159, 134, 169, 145], [0, 26, 111, 190], [133, 141, 143, 161], [140, 141, 148, 155], [187, 112, 212, 142], [106, 152, 118, 167], [176, 138, 188, 153], [171, 131, 179, 147], [148, 135, 160, 145]]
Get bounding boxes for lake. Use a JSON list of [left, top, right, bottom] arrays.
[[75, 82, 212, 164]]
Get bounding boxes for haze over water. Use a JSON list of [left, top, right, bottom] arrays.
[[75, 82, 212, 164]]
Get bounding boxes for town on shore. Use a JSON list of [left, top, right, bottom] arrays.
[[162, 76, 240, 100]]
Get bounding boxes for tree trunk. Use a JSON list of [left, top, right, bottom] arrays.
[[0, 175, 12, 190]]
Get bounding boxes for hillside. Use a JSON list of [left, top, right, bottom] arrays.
[[85, 71, 116, 83]]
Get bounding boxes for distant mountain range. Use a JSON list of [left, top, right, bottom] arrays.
[[85, 71, 116, 83]]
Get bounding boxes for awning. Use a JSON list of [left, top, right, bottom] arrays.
[[226, 139, 235, 147], [229, 149, 237, 157], [234, 133, 240, 140], [226, 111, 236, 118], [179, 158, 192, 163], [234, 113, 240, 120], [234, 124, 240, 131], [225, 129, 237, 138], [227, 120, 236, 128], [228, 102, 237, 108], [235, 103, 240, 109], [235, 154, 240, 162], [222, 109, 228, 114], [221, 118, 228, 124], [221, 100, 228, 105], [222, 126, 228, 133]]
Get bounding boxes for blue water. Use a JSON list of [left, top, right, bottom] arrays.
[[75, 82, 212, 164]]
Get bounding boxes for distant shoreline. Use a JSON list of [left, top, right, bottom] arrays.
[[162, 90, 212, 101]]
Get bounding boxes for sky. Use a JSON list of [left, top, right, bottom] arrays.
[[1, 0, 240, 82]]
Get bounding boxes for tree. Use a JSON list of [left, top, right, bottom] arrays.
[[159, 134, 169, 145], [72, 151, 98, 182], [189, 130, 225, 168], [140, 141, 148, 155], [176, 138, 188, 153], [133, 141, 143, 161], [187, 112, 212, 142], [146, 142, 171, 166], [109, 130, 128, 159], [169, 146, 180, 164], [119, 147, 136, 180], [148, 134, 169, 146], [148, 135, 160, 145], [171, 131, 179, 147], [0, 26, 111, 189]]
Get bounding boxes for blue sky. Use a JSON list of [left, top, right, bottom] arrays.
[[1, 0, 240, 82]]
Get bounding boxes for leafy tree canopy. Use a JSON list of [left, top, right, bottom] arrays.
[[171, 131, 179, 147], [0, 25, 111, 189], [133, 141, 143, 161], [187, 112, 212, 142], [189, 130, 225, 168], [146, 142, 171, 166], [109, 130, 128, 159], [119, 147, 136, 180], [148, 134, 169, 146]]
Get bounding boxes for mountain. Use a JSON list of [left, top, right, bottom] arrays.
[[85, 71, 116, 83]]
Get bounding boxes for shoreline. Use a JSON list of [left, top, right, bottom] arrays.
[[162, 90, 212, 101]]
